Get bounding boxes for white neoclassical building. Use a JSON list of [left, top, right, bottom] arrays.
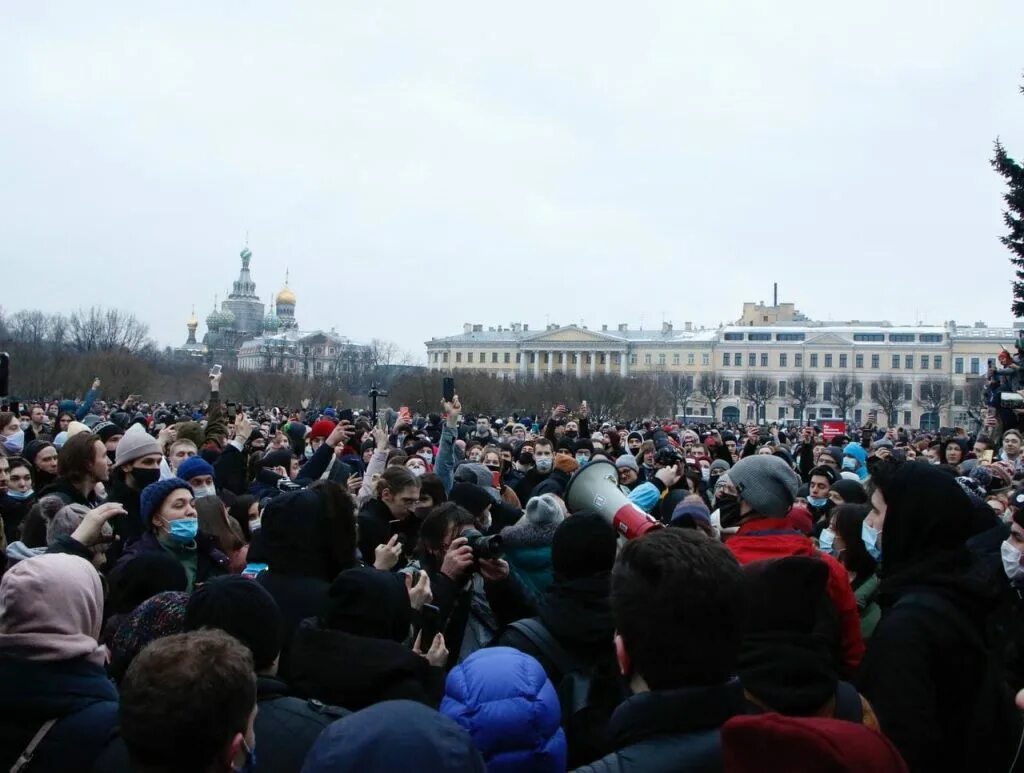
[[425, 302, 1020, 428]]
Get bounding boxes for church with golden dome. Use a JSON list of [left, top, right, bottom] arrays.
[[177, 244, 370, 378]]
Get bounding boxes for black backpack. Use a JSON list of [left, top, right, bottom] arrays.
[[508, 617, 623, 768]]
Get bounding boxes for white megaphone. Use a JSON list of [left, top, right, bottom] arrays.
[[564, 459, 663, 540]]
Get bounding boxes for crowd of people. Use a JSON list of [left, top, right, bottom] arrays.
[[2, 369, 1024, 771]]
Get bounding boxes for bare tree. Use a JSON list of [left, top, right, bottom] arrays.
[[917, 377, 954, 426], [871, 374, 909, 426], [659, 373, 694, 418], [68, 307, 152, 355], [962, 380, 988, 429], [697, 372, 728, 420], [741, 373, 777, 422], [787, 372, 818, 422], [8, 310, 50, 347], [829, 374, 859, 421]]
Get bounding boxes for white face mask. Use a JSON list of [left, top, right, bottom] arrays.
[[419, 450, 433, 464], [1001, 540, 1022, 581], [409, 466, 426, 477], [535, 457, 552, 473], [193, 484, 217, 499], [249, 518, 262, 533]]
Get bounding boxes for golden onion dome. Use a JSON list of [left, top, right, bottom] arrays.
[[276, 285, 296, 305]]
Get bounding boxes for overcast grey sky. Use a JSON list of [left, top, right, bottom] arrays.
[[3, 2, 1024, 363]]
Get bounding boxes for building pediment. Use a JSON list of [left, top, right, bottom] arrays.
[[523, 325, 623, 345], [804, 332, 850, 346]]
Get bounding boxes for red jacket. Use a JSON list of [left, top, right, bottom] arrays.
[[725, 517, 865, 675]]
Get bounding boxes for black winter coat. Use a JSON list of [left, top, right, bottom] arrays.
[[287, 618, 443, 711], [574, 679, 747, 773], [253, 675, 349, 773], [0, 656, 118, 773]]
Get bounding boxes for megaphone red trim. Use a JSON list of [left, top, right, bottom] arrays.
[[563, 458, 664, 540], [611, 501, 664, 540]]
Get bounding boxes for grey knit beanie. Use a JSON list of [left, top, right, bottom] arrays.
[[114, 425, 163, 468], [728, 454, 799, 517], [524, 493, 565, 526]]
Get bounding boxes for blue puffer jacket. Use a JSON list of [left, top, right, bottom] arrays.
[[441, 647, 566, 773]]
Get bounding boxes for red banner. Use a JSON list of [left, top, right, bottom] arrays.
[[821, 420, 847, 442]]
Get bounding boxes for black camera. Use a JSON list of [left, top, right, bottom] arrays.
[[463, 528, 503, 560], [654, 446, 684, 468]]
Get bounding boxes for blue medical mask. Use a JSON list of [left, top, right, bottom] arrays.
[[842, 457, 857, 472], [576, 454, 590, 466], [7, 489, 33, 501], [419, 450, 434, 464], [808, 496, 829, 508], [3, 429, 25, 455], [819, 527, 836, 554], [304, 446, 314, 459], [165, 517, 198, 544], [862, 522, 882, 561]]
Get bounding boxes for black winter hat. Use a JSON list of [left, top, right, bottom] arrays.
[[260, 449, 294, 470], [184, 576, 283, 671], [551, 512, 617, 580], [449, 483, 492, 519], [573, 439, 595, 455]]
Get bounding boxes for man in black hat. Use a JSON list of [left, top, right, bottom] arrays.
[[183, 576, 349, 772]]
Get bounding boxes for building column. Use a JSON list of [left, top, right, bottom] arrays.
[[620, 349, 629, 377], [519, 350, 528, 379], [589, 350, 596, 377], [562, 351, 570, 375], [575, 351, 583, 379], [605, 351, 612, 375], [547, 350, 554, 376], [533, 351, 540, 379]]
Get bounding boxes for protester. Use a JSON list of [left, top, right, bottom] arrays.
[[113, 629, 256, 773], [288, 566, 446, 710], [39, 430, 108, 507], [0, 554, 118, 772], [496, 512, 623, 767], [724, 454, 865, 675], [301, 700, 486, 773], [107, 591, 189, 682], [722, 713, 908, 773], [856, 462, 1003, 771], [440, 647, 567, 772], [574, 529, 748, 771], [112, 477, 229, 592], [184, 576, 350, 773]]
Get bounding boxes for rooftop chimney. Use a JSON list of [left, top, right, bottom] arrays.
[[773, 282, 778, 307], [463, 322, 472, 334], [685, 321, 692, 332], [618, 323, 627, 332], [662, 321, 673, 333], [601, 324, 608, 332]]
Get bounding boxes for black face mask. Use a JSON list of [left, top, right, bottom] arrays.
[[106, 449, 117, 464], [519, 452, 535, 467], [130, 468, 161, 489], [716, 493, 743, 528], [565, 430, 578, 439]]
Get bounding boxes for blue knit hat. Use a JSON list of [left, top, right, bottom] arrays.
[[140, 478, 193, 526], [177, 456, 215, 484]]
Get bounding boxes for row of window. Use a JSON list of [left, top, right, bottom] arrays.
[[721, 352, 946, 371], [433, 351, 993, 375], [751, 406, 915, 424], [721, 332, 945, 343], [433, 351, 715, 366]]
